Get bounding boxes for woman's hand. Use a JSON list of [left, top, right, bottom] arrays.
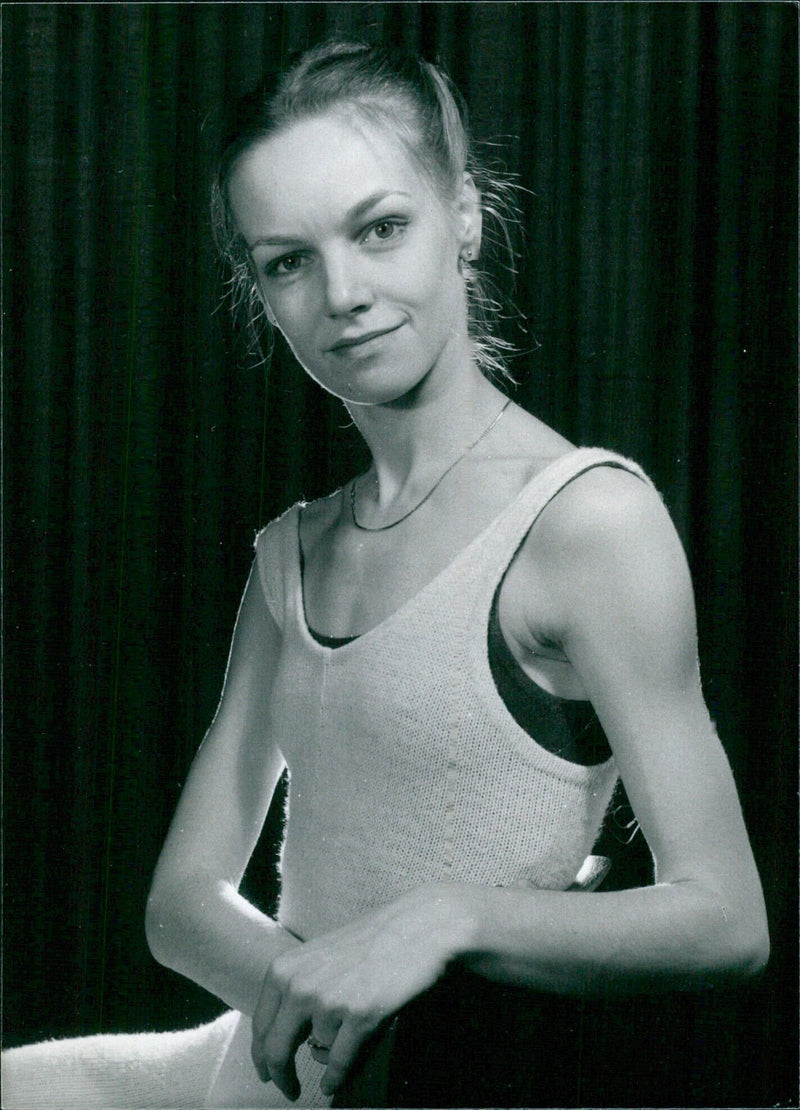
[[250, 883, 473, 1100]]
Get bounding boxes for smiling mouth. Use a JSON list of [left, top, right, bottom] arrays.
[[329, 323, 404, 352]]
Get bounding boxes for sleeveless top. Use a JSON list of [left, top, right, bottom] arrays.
[[302, 571, 612, 766], [254, 448, 652, 944]]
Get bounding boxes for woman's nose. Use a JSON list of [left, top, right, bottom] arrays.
[[322, 249, 372, 316]]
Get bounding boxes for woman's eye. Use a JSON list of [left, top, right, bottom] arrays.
[[364, 219, 406, 244], [265, 253, 306, 278]]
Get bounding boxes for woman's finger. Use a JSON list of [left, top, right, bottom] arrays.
[[308, 1045, 330, 1064], [306, 1033, 332, 1065], [252, 968, 309, 1098], [260, 1003, 309, 1102], [307, 1008, 343, 1063], [320, 1020, 373, 1098], [251, 974, 284, 1081]]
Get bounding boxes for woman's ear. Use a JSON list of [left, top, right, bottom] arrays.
[[457, 172, 483, 261]]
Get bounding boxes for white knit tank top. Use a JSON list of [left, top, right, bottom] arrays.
[[254, 448, 651, 944]]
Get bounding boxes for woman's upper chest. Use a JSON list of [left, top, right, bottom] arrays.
[[297, 456, 590, 699]]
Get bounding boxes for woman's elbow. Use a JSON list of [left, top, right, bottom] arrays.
[[145, 882, 178, 968], [144, 869, 198, 970], [731, 914, 770, 980], [712, 892, 770, 983]]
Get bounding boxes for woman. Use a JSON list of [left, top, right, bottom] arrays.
[[3, 41, 768, 1110]]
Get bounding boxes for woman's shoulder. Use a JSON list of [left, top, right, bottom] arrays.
[[501, 449, 692, 658], [491, 406, 655, 504], [518, 451, 687, 615], [254, 501, 297, 555], [532, 453, 666, 549], [520, 439, 673, 575], [254, 487, 343, 560]]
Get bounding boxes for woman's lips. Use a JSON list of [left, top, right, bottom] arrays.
[[328, 322, 404, 353]]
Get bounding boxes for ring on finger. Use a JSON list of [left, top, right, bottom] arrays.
[[307, 1034, 331, 1052]]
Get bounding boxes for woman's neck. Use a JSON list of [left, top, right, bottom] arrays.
[[344, 364, 509, 516]]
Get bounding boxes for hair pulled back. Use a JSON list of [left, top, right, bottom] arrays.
[[212, 41, 520, 381]]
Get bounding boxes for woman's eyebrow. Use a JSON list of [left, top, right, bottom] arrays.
[[248, 191, 411, 251], [346, 190, 411, 223]]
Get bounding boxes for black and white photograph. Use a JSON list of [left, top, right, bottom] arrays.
[[3, 4, 797, 1107]]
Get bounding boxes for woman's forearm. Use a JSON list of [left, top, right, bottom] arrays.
[[445, 878, 769, 995], [145, 871, 301, 1016]]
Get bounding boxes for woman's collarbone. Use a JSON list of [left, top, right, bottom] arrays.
[[300, 456, 562, 639]]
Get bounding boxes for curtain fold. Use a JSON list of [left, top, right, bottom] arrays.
[[5, 4, 796, 1104]]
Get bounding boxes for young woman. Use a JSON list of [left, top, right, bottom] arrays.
[[3, 41, 768, 1110]]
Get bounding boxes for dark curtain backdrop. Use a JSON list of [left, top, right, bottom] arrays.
[[4, 3, 796, 1105]]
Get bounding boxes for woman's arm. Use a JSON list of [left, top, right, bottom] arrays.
[[452, 464, 770, 991], [251, 467, 769, 1100], [145, 560, 300, 1018]]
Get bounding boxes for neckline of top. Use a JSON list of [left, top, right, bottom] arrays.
[[294, 447, 639, 653]]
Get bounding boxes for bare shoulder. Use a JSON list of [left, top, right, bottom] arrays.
[[296, 486, 345, 555], [513, 461, 696, 652], [533, 463, 682, 568]]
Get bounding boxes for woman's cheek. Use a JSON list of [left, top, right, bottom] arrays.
[[263, 291, 300, 342]]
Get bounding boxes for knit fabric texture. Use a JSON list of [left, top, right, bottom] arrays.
[[1, 1011, 328, 1109], [256, 448, 649, 944], [1, 1012, 238, 1109]]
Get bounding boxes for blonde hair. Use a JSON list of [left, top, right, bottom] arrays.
[[211, 41, 522, 382]]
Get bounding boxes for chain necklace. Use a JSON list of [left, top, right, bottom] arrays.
[[349, 399, 512, 532]]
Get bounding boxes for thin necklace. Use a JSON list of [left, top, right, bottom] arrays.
[[349, 399, 512, 532]]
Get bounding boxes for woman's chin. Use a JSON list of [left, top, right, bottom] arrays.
[[302, 351, 469, 410], [302, 364, 433, 408]]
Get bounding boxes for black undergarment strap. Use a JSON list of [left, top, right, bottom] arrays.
[[486, 587, 611, 766]]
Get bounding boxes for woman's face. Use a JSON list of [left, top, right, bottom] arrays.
[[227, 113, 478, 406]]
